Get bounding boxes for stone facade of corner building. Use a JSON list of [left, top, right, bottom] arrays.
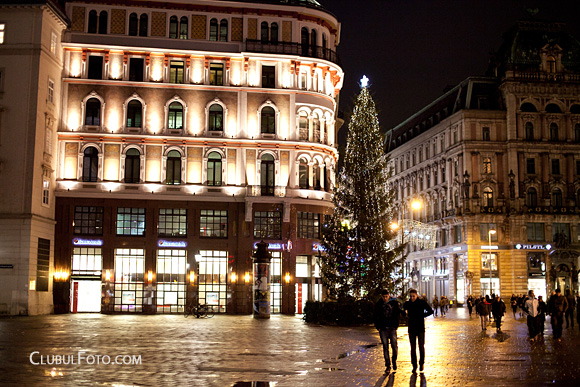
[[386, 20, 580, 305]]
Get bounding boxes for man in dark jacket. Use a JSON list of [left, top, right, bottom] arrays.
[[491, 295, 506, 332], [476, 296, 491, 330], [374, 290, 400, 373], [564, 289, 575, 328], [548, 288, 568, 341], [403, 289, 433, 374]]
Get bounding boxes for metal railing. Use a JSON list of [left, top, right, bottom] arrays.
[[245, 40, 340, 64]]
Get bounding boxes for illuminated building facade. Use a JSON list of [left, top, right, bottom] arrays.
[[386, 20, 580, 304], [2, 0, 343, 315]]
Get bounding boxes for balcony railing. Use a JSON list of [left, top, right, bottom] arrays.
[[245, 40, 340, 64]]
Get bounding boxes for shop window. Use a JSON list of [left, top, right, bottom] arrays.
[[197, 250, 228, 313], [87, 56, 103, 79], [528, 252, 545, 274], [526, 158, 535, 174], [85, 98, 101, 126], [260, 106, 275, 134], [72, 247, 102, 275], [156, 249, 186, 314], [479, 223, 498, 242], [552, 223, 570, 244], [169, 61, 184, 84], [207, 152, 222, 186], [551, 188, 563, 208], [74, 206, 104, 235], [82, 147, 99, 182], [158, 208, 187, 237], [209, 63, 223, 85], [262, 65, 275, 88], [129, 58, 144, 82], [166, 150, 182, 185], [114, 248, 145, 312], [168, 102, 183, 129], [550, 123, 559, 141], [296, 255, 309, 278], [526, 188, 538, 207], [298, 212, 320, 239], [526, 223, 545, 242], [126, 100, 142, 127], [116, 208, 145, 236], [482, 127, 490, 141], [208, 104, 223, 131], [481, 252, 497, 271], [270, 252, 282, 313], [298, 159, 309, 189], [200, 210, 227, 238], [124, 148, 140, 183], [551, 159, 560, 175], [36, 238, 50, 292], [254, 211, 281, 239], [260, 154, 275, 196]]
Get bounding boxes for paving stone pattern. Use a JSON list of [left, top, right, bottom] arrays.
[[0, 308, 579, 386]]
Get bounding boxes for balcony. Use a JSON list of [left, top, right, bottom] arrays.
[[245, 40, 340, 65]]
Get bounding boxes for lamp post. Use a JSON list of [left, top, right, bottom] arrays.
[[488, 229, 496, 296]]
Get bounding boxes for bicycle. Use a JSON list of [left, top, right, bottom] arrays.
[[184, 303, 214, 318]]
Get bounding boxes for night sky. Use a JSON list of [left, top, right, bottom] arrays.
[[322, 0, 580, 132]]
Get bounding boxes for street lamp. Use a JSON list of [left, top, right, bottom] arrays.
[[488, 229, 496, 296]]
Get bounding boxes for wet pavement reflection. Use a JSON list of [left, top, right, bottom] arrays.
[[0, 307, 579, 386]]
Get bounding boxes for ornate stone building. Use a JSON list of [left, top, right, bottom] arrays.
[[386, 20, 580, 303]]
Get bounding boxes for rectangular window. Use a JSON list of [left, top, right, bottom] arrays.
[[50, 31, 57, 55], [74, 206, 104, 235], [300, 72, 307, 90], [114, 248, 145, 312], [158, 208, 187, 237], [209, 63, 223, 86], [253, 211, 281, 239], [42, 178, 50, 206], [296, 255, 309, 278], [297, 212, 320, 239], [0, 23, 5, 44], [440, 137, 445, 152], [482, 252, 497, 271], [576, 160, 580, 176], [262, 65, 275, 88], [169, 60, 184, 84], [47, 79, 54, 103], [36, 238, 50, 292], [271, 251, 282, 313], [454, 224, 462, 243], [72, 247, 102, 275], [482, 127, 490, 141], [129, 58, 144, 82], [200, 210, 228, 238], [480, 223, 498, 242], [527, 223, 545, 242], [441, 167, 446, 183], [527, 158, 536, 174], [116, 207, 146, 236], [551, 159, 560, 175], [198, 250, 228, 313], [552, 223, 570, 243], [87, 56, 103, 80], [425, 146, 430, 159]]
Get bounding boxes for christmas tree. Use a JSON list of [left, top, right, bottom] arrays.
[[321, 79, 403, 299]]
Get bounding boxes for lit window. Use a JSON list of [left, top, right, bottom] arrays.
[[0, 23, 5, 44], [47, 79, 54, 103], [207, 152, 222, 186], [200, 210, 227, 237], [483, 187, 493, 207], [50, 31, 57, 54], [482, 157, 492, 174], [42, 178, 50, 206]]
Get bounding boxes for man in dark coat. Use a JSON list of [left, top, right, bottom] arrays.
[[403, 289, 433, 374], [548, 288, 568, 341], [564, 289, 575, 328], [374, 290, 401, 374], [491, 295, 506, 332]]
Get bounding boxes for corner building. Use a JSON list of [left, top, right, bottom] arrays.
[[386, 20, 580, 304], [54, 0, 343, 314]]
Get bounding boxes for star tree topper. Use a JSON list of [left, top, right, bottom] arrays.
[[360, 75, 369, 88]]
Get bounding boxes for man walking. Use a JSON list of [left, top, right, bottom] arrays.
[[404, 289, 434, 374], [524, 290, 540, 341], [491, 295, 506, 332], [374, 290, 400, 374], [476, 296, 491, 331], [564, 289, 575, 328], [432, 295, 439, 317], [538, 295, 547, 336], [548, 288, 568, 341]]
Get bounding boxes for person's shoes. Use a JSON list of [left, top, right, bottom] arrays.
[[392, 361, 397, 371], [412, 366, 417, 374], [419, 364, 424, 372], [384, 367, 391, 374]]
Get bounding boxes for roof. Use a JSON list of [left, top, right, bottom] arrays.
[[220, 0, 327, 11]]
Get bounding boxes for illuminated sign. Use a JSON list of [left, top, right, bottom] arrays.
[[312, 243, 327, 252], [253, 242, 286, 251], [515, 244, 552, 250], [158, 240, 187, 248], [73, 238, 103, 246]]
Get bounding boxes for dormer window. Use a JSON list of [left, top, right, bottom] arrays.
[[547, 56, 556, 73]]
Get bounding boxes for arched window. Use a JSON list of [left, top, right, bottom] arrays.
[[525, 122, 534, 140], [520, 103, 537, 112], [207, 152, 222, 186], [98, 11, 108, 34], [270, 23, 278, 44], [168, 102, 183, 129], [546, 104, 562, 114], [550, 122, 559, 141], [483, 187, 493, 207], [179, 16, 188, 39], [208, 104, 223, 131], [219, 19, 228, 42], [166, 150, 181, 185], [298, 159, 309, 189], [527, 188, 538, 208], [85, 98, 101, 126], [310, 29, 317, 52], [322, 34, 327, 59], [129, 13, 138, 36], [261, 106, 275, 134], [313, 163, 321, 190], [551, 188, 563, 208], [299, 114, 308, 140], [313, 116, 320, 142], [324, 166, 330, 192], [139, 14, 148, 36], [260, 154, 275, 196], [547, 56, 556, 73], [261, 22, 269, 44], [82, 147, 99, 182], [124, 148, 140, 184], [169, 16, 178, 39], [209, 18, 218, 41], [126, 100, 142, 128], [575, 123, 580, 142], [301, 27, 309, 56], [482, 157, 492, 174], [88, 10, 98, 34]]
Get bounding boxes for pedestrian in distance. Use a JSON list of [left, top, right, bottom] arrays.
[[564, 289, 575, 328], [491, 295, 506, 332], [404, 289, 434, 374], [537, 295, 547, 336], [524, 290, 540, 341], [374, 290, 401, 374], [548, 288, 568, 341], [432, 295, 439, 317], [439, 295, 446, 316], [467, 295, 474, 316], [510, 294, 518, 318], [476, 296, 491, 331]]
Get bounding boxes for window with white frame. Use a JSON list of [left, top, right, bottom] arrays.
[[0, 23, 5, 44], [50, 31, 57, 55], [42, 177, 50, 206], [47, 79, 54, 103]]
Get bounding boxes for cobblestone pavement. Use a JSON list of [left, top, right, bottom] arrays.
[[1, 307, 579, 386]]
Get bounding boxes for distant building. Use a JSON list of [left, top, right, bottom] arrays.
[[386, 20, 580, 303], [0, 0, 344, 315]]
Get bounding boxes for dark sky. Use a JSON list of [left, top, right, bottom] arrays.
[[321, 0, 580, 131]]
